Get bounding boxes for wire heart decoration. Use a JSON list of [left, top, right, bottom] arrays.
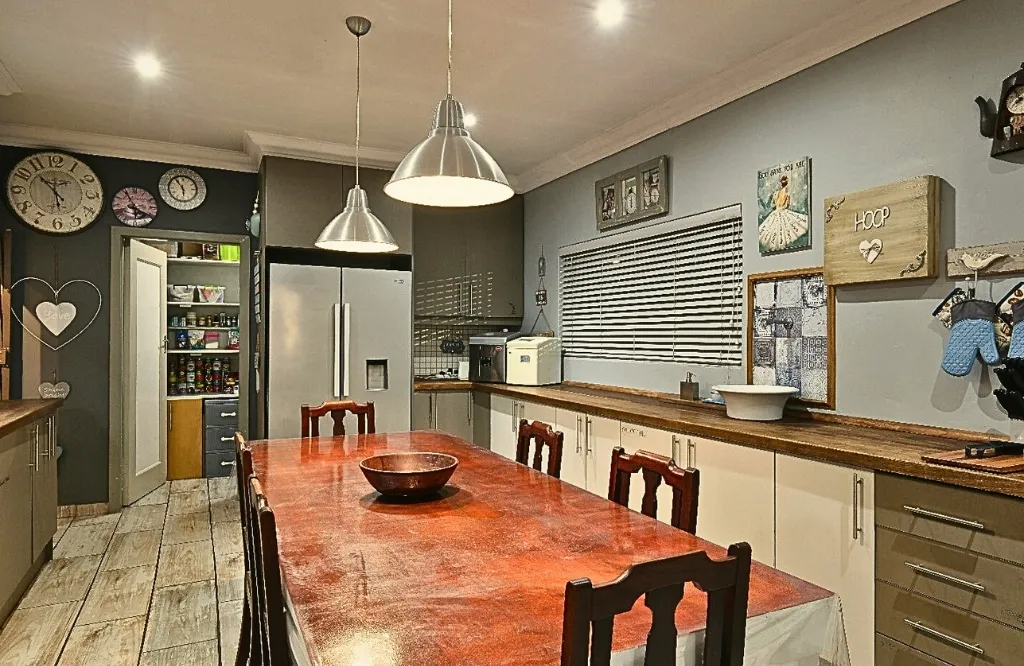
[[10, 276, 103, 351]]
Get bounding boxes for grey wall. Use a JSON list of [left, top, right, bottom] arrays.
[[523, 0, 1023, 434], [0, 147, 257, 504]]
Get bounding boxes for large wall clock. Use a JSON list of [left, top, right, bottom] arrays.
[[159, 167, 207, 210], [6, 151, 104, 234]]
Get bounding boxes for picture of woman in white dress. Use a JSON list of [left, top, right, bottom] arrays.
[[758, 174, 809, 253]]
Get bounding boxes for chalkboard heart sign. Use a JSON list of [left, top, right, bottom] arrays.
[[10, 276, 102, 351], [38, 381, 71, 399]]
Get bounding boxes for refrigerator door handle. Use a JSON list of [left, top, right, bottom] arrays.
[[333, 304, 342, 398], [342, 303, 352, 397]]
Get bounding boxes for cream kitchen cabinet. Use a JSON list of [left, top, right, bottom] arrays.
[[490, 396, 556, 462], [555, 410, 619, 493], [617, 422, 680, 524], [776, 454, 875, 666], [685, 435, 775, 565], [415, 391, 474, 443]]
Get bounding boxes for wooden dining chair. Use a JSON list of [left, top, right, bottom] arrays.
[[247, 476, 290, 665], [560, 542, 752, 666], [516, 419, 565, 478], [233, 433, 256, 666], [608, 447, 700, 534], [300, 400, 375, 437]]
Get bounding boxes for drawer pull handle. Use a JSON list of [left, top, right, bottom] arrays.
[[220, 412, 237, 418], [220, 437, 233, 442], [904, 562, 986, 592], [903, 505, 985, 531], [903, 618, 984, 655], [220, 461, 235, 467]]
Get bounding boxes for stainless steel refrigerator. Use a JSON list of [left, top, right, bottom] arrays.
[[265, 258, 412, 438]]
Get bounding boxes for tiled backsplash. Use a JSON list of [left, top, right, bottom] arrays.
[[414, 322, 516, 377]]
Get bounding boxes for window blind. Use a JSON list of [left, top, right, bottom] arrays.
[[559, 205, 743, 365]]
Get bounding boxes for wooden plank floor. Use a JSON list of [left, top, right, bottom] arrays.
[[0, 477, 242, 666]]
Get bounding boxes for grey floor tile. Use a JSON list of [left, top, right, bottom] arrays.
[[144, 580, 218, 652], [101, 530, 162, 571], [139, 640, 219, 666], [71, 512, 121, 528], [156, 540, 215, 588], [116, 505, 167, 534], [53, 518, 72, 547], [78, 565, 155, 626], [214, 550, 244, 602], [18, 555, 101, 609], [218, 600, 244, 666], [212, 522, 242, 557], [163, 511, 212, 546], [53, 523, 117, 559], [168, 488, 210, 516], [208, 477, 237, 501], [209, 498, 239, 525], [132, 484, 169, 507], [0, 601, 80, 666], [170, 479, 207, 495], [57, 615, 145, 666]]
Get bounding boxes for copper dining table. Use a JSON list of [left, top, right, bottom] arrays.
[[250, 431, 847, 666]]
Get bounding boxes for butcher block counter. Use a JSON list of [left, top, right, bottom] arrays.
[[415, 380, 1024, 499], [0, 399, 61, 452]]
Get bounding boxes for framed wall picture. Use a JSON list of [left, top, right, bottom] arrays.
[[746, 268, 835, 409], [595, 156, 669, 231], [757, 157, 811, 255]]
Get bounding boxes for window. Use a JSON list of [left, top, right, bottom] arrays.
[[559, 205, 743, 365]]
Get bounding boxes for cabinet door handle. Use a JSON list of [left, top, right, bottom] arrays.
[[852, 473, 864, 540], [575, 416, 582, 454], [903, 619, 984, 655], [32, 424, 39, 470], [467, 392, 472, 427], [904, 562, 986, 592], [903, 505, 985, 531], [220, 460, 235, 467], [49, 416, 56, 458], [469, 283, 474, 315], [220, 412, 237, 418], [585, 417, 592, 455], [671, 435, 680, 464], [428, 393, 435, 429], [168, 404, 173, 432], [220, 437, 233, 442], [687, 439, 696, 468]]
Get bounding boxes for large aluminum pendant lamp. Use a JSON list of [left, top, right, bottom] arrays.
[[384, 0, 514, 207], [316, 16, 398, 253]]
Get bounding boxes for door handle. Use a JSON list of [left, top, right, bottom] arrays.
[[467, 392, 472, 427], [168, 403, 173, 431], [220, 412, 237, 418], [903, 619, 984, 655], [852, 474, 864, 540], [904, 562, 985, 592], [687, 439, 696, 468], [429, 393, 436, 429], [575, 415, 582, 454], [469, 283, 474, 315], [342, 303, 351, 397], [585, 417, 592, 455], [49, 416, 56, 458], [220, 437, 233, 442], [220, 460, 235, 467], [902, 505, 984, 531], [29, 424, 38, 470], [671, 435, 679, 464]]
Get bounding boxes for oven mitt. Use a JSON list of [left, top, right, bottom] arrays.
[[941, 300, 1001, 377], [1010, 301, 1024, 359]]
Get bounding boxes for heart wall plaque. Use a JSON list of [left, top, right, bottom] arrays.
[[11, 276, 103, 351], [38, 382, 71, 399], [858, 239, 883, 264]]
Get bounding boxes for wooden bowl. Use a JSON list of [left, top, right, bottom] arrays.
[[359, 452, 459, 497]]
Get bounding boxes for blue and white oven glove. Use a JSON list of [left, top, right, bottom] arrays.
[[941, 300, 1001, 377], [1010, 301, 1024, 360]]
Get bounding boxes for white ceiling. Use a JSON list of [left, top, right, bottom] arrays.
[[0, 0, 958, 189]]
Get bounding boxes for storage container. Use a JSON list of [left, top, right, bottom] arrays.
[[505, 337, 562, 386]]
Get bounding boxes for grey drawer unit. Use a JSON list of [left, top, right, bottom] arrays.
[[205, 426, 237, 454], [204, 399, 240, 429], [876, 633, 955, 666], [877, 527, 1024, 631], [205, 450, 234, 478], [877, 580, 1023, 665], [876, 473, 1024, 566]]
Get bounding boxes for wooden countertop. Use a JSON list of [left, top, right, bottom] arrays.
[[414, 380, 1024, 499], [414, 379, 474, 391], [0, 400, 62, 453], [251, 432, 831, 666]]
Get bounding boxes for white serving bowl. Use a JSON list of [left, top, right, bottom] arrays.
[[711, 385, 799, 421]]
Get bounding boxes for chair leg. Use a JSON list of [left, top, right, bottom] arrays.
[[235, 601, 251, 666]]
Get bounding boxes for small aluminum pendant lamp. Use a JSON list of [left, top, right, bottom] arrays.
[[384, 0, 514, 207], [316, 16, 398, 253]]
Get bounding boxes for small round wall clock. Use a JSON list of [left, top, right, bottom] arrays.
[[112, 186, 158, 226], [6, 151, 104, 234], [158, 167, 207, 210]]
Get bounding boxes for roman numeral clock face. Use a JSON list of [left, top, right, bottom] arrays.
[[6, 151, 104, 234]]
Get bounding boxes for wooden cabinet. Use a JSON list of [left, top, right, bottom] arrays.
[[167, 398, 203, 480], [688, 436, 775, 565], [0, 428, 33, 619], [617, 422, 677, 524], [413, 391, 432, 430], [31, 416, 57, 557], [413, 196, 523, 319], [776, 454, 875, 666]]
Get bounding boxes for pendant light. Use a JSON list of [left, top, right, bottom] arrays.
[[316, 16, 399, 253], [384, 0, 514, 207]]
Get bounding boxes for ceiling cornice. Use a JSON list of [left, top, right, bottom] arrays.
[[0, 59, 21, 96], [242, 131, 406, 171], [510, 0, 962, 192], [0, 123, 253, 172]]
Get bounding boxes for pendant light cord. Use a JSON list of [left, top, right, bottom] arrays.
[[446, 0, 453, 96], [355, 32, 362, 187]]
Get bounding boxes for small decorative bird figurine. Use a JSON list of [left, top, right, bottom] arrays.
[[961, 252, 1006, 272]]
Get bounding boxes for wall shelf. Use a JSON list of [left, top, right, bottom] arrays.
[[167, 258, 240, 266], [168, 349, 240, 355]]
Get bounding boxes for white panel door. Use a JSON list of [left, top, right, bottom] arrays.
[[489, 394, 516, 460], [124, 240, 167, 505], [689, 436, 775, 565], [583, 415, 619, 499], [776, 455, 875, 666], [555, 409, 586, 489], [617, 423, 676, 524]]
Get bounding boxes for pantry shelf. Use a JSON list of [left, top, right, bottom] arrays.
[[167, 393, 241, 401], [167, 258, 240, 266], [168, 350, 240, 355], [167, 302, 240, 307]]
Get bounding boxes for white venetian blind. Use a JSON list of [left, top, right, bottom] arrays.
[[559, 205, 743, 365]]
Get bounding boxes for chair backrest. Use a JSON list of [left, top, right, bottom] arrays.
[[608, 447, 699, 534], [300, 400, 376, 437], [234, 433, 253, 552], [561, 543, 752, 666], [516, 419, 565, 478], [247, 476, 290, 666]]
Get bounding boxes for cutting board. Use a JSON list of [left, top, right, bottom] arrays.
[[922, 449, 1024, 474]]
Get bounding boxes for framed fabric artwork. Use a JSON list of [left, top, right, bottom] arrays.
[[757, 157, 811, 255], [746, 268, 835, 409], [595, 156, 669, 231]]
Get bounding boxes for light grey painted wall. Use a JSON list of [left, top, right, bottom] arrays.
[[523, 0, 1023, 434]]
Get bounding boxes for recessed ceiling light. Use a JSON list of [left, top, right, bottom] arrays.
[[595, 0, 625, 28], [464, 113, 478, 128], [134, 54, 162, 79]]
